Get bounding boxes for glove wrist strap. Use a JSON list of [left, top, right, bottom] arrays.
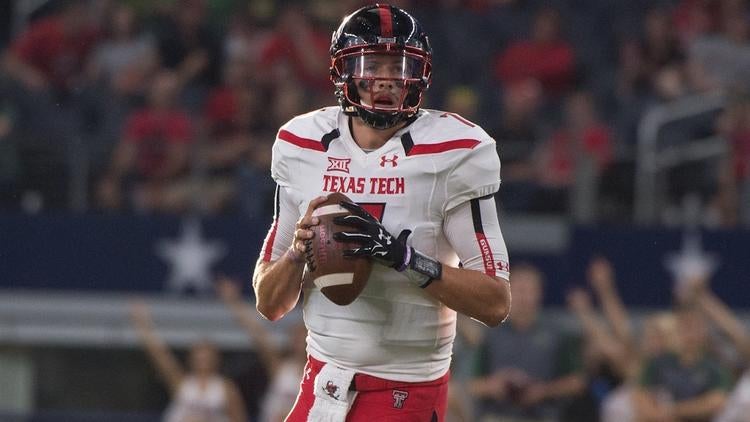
[[403, 248, 442, 288]]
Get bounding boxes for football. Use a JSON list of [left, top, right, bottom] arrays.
[[305, 192, 373, 305]]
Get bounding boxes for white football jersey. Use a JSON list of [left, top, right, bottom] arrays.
[[261, 107, 509, 382]]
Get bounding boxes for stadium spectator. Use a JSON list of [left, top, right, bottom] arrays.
[[222, 7, 271, 65], [633, 306, 731, 422], [196, 56, 267, 214], [566, 257, 638, 422], [258, 4, 330, 97], [641, 7, 686, 78], [86, 3, 157, 97], [0, 0, 104, 209], [2, 0, 98, 96], [613, 7, 687, 147], [641, 7, 689, 103], [672, 0, 720, 46], [82, 3, 159, 180], [97, 71, 193, 213], [268, 79, 309, 131], [493, 6, 575, 98], [564, 256, 704, 422], [470, 264, 584, 421], [216, 276, 306, 422], [686, 0, 750, 92], [491, 78, 545, 212], [565, 288, 625, 422], [713, 92, 750, 227], [129, 300, 247, 422], [690, 277, 750, 422], [534, 90, 613, 214], [151, 0, 222, 110], [443, 85, 481, 124]]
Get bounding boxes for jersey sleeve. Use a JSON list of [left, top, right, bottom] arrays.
[[259, 185, 300, 262], [443, 197, 509, 280], [444, 140, 501, 212]]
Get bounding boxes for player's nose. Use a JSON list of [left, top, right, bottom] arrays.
[[376, 78, 394, 90]]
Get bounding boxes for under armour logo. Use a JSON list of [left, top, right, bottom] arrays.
[[379, 154, 398, 167], [304, 366, 312, 381], [392, 390, 408, 409], [323, 381, 340, 400], [378, 229, 392, 244], [497, 261, 510, 272]]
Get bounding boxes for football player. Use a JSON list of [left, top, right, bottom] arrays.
[[253, 4, 511, 421]]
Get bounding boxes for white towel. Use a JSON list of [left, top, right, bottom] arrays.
[[307, 363, 357, 422]]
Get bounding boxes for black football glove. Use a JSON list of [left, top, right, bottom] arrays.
[[332, 201, 409, 268], [333, 201, 442, 287]]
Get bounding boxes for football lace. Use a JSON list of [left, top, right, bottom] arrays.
[[303, 239, 316, 272]]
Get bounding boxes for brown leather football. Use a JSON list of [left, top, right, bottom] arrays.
[[305, 192, 372, 305]]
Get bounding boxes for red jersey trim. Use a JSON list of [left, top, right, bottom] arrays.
[[261, 219, 279, 262], [470, 198, 496, 276], [406, 139, 481, 156], [278, 130, 325, 152], [261, 186, 282, 262]]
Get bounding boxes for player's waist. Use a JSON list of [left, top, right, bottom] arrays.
[[306, 338, 453, 382], [307, 355, 450, 391]]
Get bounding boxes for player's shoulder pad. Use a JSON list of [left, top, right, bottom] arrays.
[[409, 109, 494, 147], [408, 110, 500, 212], [272, 107, 340, 186], [276, 107, 340, 152], [403, 109, 496, 164]]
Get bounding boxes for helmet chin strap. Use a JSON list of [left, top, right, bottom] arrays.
[[357, 107, 402, 130]]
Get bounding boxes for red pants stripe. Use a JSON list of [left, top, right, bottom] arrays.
[[286, 356, 449, 421]]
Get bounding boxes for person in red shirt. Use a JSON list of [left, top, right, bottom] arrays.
[[534, 91, 613, 213], [258, 4, 331, 96], [0, 1, 101, 209], [713, 95, 750, 227], [494, 6, 575, 98], [3, 0, 98, 94], [199, 57, 265, 213], [97, 71, 193, 213]]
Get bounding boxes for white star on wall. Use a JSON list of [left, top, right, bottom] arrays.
[[156, 217, 227, 295], [664, 229, 720, 303], [664, 230, 719, 282], [664, 194, 719, 288]]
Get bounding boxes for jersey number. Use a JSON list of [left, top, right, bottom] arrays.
[[439, 112, 475, 127]]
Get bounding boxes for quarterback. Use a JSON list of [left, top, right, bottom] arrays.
[[253, 4, 511, 421]]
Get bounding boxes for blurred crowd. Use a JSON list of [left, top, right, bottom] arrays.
[[127, 258, 750, 422], [1, 0, 750, 224], [457, 257, 750, 422]]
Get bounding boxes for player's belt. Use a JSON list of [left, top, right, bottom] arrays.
[[308, 356, 450, 392]]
